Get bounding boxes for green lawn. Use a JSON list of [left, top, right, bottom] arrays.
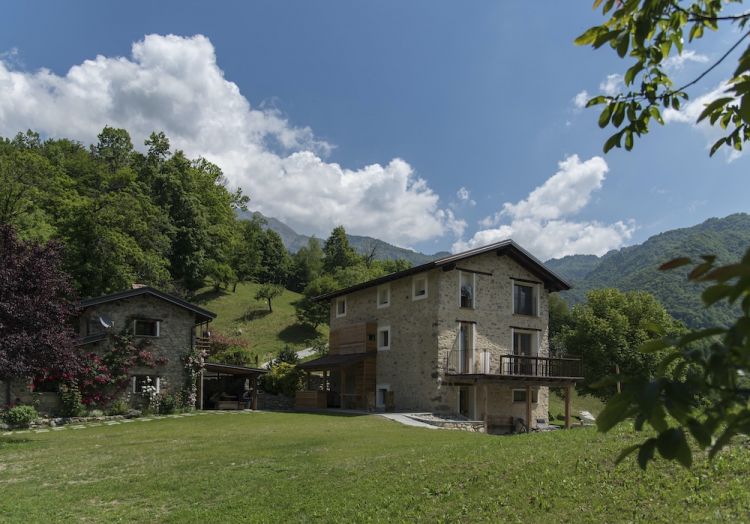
[[548, 388, 605, 424], [1, 413, 748, 522], [192, 282, 328, 363]]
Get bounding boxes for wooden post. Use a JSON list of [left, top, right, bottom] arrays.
[[306, 371, 311, 390], [198, 370, 204, 410], [483, 384, 489, 433], [564, 383, 572, 429], [615, 364, 621, 394], [251, 376, 258, 410], [323, 370, 328, 391], [340, 367, 346, 409], [525, 385, 532, 431]]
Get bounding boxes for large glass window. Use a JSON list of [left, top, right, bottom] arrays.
[[513, 283, 536, 316]]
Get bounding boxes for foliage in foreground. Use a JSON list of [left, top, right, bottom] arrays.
[[597, 248, 750, 469]]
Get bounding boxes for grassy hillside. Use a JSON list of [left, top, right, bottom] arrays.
[[2, 413, 748, 521], [546, 213, 750, 328], [192, 282, 327, 363], [548, 388, 604, 424]]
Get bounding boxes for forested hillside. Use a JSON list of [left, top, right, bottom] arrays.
[[241, 211, 447, 265], [546, 214, 750, 328]]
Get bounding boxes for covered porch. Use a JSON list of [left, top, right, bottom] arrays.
[[295, 352, 376, 410], [198, 362, 266, 410]]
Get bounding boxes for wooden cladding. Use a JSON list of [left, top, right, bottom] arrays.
[[330, 322, 378, 355]]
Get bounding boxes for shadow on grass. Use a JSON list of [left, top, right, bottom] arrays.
[[292, 409, 371, 418], [235, 309, 271, 322], [0, 437, 33, 448], [191, 288, 230, 304], [277, 323, 320, 345]]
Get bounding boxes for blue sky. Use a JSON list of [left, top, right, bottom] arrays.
[[1, 1, 747, 259]]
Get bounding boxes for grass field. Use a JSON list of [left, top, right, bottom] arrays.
[[548, 388, 604, 423], [192, 282, 328, 363], [1, 412, 748, 522]]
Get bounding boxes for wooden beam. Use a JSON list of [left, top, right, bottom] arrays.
[[526, 385, 532, 431], [483, 384, 488, 433], [564, 384, 572, 429], [340, 368, 345, 409], [198, 371, 204, 410], [251, 376, 258, 410], [306, 371, 311, 390]]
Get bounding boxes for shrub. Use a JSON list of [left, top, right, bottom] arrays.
[[260, 362, 303, 397], [3, 405, 38, 428], [160, 393, 178, 415], [106, 399, 130, 416], [213, 346, 255, 366], [59, 383, 85, 417]]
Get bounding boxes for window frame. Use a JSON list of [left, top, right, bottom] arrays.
[[512, 389, 538, 403], [376, 384, 390, 409], [377, 325, 391, 351], [511, 328, 538, 357], [512, 281, 539, 317], [377, 283, 391, 309], [335, 297, 347, 318], [133, 318, 160, 338], [412, 275, 428, 301], [132, 375, 161, 394], [459, 271, 476, 309]]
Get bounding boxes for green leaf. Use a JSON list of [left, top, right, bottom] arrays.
[[574, 26, 602, 46], [586, 95, 608, 107], [599, 105, 613, 128], [703, 263, 750, 282], [701, 285, 733, 307], [624, 129, 634, 150], [624, 62, 644, 86], [639, 338, 671, 353], [697, 97, 734, 123], [596, 392, 633, 432], [612, 103, 625, 127], [710, 137, 727, 157], [616, 31, 630, 58], [659, 257, 691, 270], [603, 130, 623, 153], [678, 327, 725, 346], [649, 106, 664, 125]]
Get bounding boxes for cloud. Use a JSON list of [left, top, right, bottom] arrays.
[[455, 187, 476, 206], [599, 74, 623, 96], [0, 34, 460, 246], [663, 50, 709, 70], [454, 155, 634, 260], [573, 90, 589, 109]]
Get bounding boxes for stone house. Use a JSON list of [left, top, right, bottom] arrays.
[[297, 240, 582, 432], [2, 286, 217, 412]]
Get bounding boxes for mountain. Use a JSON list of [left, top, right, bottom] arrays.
[[239, 211, 447, 265], [546, 213, 750, 329]]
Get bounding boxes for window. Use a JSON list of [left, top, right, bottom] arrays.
[[133, 319, 159, 337], [512, 389, 538, 403], [132, 375, 160, 394], [513, 283, 537, 316], [512, 330, 536, 375], [513, 331, 534, 356], [336, 297, 347, 318], [459, 271, 475, 308], [378, 326, 391, 351], [87, 317, 103, 336], [377, 284, 390, 309], [457, 322, 473, 373], [412, 275, 428, 300]]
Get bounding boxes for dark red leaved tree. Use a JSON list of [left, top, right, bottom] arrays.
[[0, 225, 82, 384]]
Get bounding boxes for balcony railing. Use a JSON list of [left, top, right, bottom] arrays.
[[445, 349, 582, 380]]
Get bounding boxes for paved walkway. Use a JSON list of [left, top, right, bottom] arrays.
[[0, 410, 264, 437], [378, 413, 439, 429], [260, 347, 316, 369]]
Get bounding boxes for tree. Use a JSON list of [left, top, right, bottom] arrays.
[[0, 225, 82, 385], [295, 274, 339, 329], [577, 1, 750, 156], [558, 289, 683, 400], [548, 293, 572, 356], [257, 229, 290, 285], [255, 283, 284, 313], [576, 0, 750, 468], [229, 216, 264, 292], [323, 225, 359, 272], [287, 237, 324, 292]]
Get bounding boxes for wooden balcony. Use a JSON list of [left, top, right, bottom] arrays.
[[444, 351, 582, 385]]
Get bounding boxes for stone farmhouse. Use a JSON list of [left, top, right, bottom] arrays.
[[297, 240, 583, 432], [2, 287, 264, 412]]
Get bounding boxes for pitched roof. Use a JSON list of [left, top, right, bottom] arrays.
[[297, 352, 371, 370], [204, 362, 267, 375], [314, 239, 570, 301], [80, 287, 216, 323]]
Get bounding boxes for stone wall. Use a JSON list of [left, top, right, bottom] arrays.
[[257, 391, 295, 411], [328, 249, 552, 425]]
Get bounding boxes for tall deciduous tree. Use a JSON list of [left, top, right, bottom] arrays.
[[0, 226, 82, 387], [323, 225, 359, 273]]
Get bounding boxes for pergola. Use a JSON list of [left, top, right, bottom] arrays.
[[199, 362, 266, 410]]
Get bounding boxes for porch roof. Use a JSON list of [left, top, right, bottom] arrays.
[[297, 352, 371, 370], [442, 373, 579, 387], [203, 362, 266, 376]]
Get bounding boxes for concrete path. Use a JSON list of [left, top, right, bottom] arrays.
[[261, 347, 316, 369], [378, 413, 439, 429]]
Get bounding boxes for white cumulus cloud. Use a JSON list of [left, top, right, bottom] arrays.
[[0, 34, 460, 246], [454, 155, 634, 260], [663, 50, 709, 70], [573, 90, 590, 109]]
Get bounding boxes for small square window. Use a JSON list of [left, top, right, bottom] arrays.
[[378, 326, 390, 350], [412, 276, 428, 301], [132, 375, 160, 394], [512, 389, 538, 403], [377, 284, 390, 308], [376, 386, 389, 408], [134, 319, 159, 337], [336, 297, 347, 318], [513, 283, 536, 316]]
